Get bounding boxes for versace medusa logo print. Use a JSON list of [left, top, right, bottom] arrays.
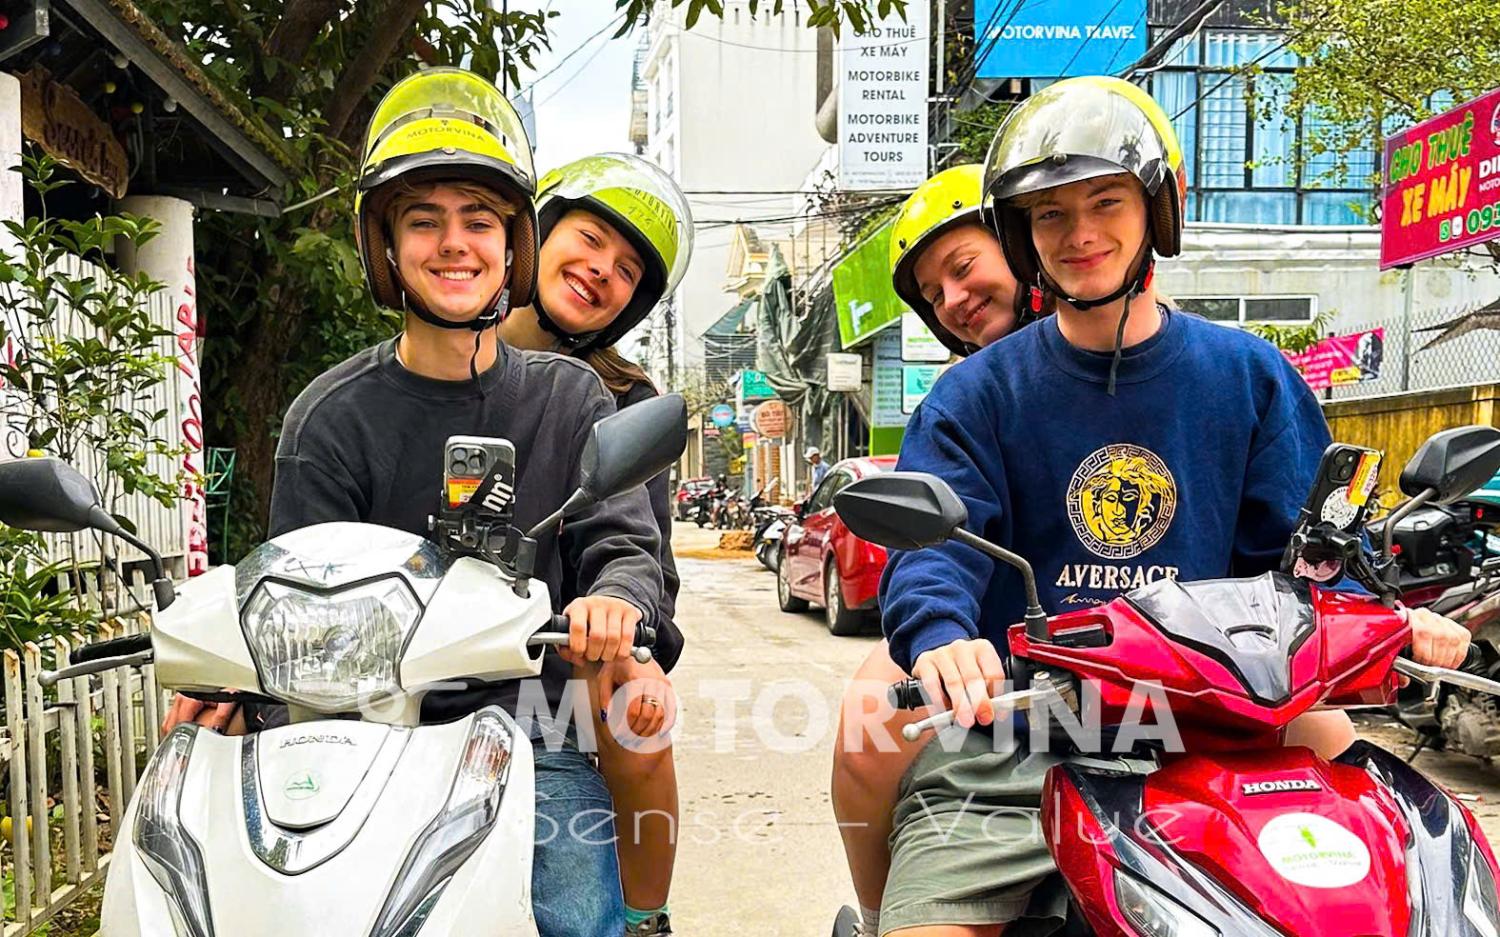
[[1066, 445, 1178, 560]]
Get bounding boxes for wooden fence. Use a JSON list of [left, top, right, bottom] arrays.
[[0, 585, 165, 935], [1324, 382, 1500, 503]]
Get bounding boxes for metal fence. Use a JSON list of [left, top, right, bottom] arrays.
[[1326, 304, 1500, 400], [0, 577, 166, 935]]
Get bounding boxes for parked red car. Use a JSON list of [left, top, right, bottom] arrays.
[[673, 477, 713, 521], [777, 455, 897, 635]]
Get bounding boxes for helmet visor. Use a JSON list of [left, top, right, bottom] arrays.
[[983, 81, 1172, 206], [538, 153, 693, 295], [363, 67, 535, 191]]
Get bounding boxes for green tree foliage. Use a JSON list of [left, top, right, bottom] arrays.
[[1277, 0, 1500, 192], [0, 152, 186, 518]]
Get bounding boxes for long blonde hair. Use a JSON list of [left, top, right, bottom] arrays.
[[584, 344, 655, 396]]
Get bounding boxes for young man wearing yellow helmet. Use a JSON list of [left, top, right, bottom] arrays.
[[268, 69, 664, 937], [831, 163, 1047, 935], [874, 77, 1472, 937], [500, 152, 694, 937]]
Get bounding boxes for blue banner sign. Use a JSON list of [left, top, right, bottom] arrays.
[[974, 0, 1148, 80]]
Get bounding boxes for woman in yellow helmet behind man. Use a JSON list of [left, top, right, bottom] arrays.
[[499, 151, 694, 937]]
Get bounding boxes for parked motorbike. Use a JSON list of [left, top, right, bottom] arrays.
[[829, 425, 1500, 937], [1372, 497, 1500, 758], [687, 483, 722, 528], [5, 396, 687, 936], [754, 510, 794, 572], [746, 482, 792, 571], [719, 490, 751, 530]]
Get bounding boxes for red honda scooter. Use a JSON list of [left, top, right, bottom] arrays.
[[832, 426, 1500, 937]]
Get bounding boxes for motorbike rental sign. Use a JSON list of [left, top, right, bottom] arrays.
[[1381, 85, 1500, 268]]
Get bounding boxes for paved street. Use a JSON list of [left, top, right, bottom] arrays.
[[666, 522, 868, 934], [663, 522, 1500, 935]]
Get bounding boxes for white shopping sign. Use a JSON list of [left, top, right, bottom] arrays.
[[838, 3, 930, 191]]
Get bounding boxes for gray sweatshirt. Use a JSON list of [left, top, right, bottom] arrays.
[[269, 338, 669, 720]]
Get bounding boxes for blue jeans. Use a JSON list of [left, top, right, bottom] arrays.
[[530, 726, 623, 937]]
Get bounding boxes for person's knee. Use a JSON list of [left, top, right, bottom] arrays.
[[834, 734, 904, 801], [1285, 710, 1356, 759]]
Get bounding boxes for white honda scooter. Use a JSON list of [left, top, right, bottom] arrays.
[[1, 394, 686, 937]]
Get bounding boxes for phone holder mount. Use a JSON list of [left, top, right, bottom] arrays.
[[430, 484, 539, 599], [1286, 521, 1399, 605]]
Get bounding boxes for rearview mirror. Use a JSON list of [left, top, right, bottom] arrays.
[[1400, 426, 1500, 504], [579, 393, 688, 505], [0, 458, 118, 534], [833, 472, 967, 550]]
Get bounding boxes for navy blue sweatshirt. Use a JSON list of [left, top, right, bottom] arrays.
[[881, 310, 1332, 673]]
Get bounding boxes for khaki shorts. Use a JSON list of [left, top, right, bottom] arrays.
[[879, 727, 1073, 937]]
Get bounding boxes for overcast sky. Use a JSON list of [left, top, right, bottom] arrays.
[[512, 1, 638, 171]]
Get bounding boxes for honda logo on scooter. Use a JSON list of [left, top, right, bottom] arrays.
[[1242, 779, 1322, 795]]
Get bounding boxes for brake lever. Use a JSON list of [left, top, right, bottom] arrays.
[[900, 676, 1076, 742], [1394, 658, 1500, 698]]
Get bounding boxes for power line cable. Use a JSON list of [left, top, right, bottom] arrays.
[[1054, 0, 1132, 80], [519, 12, 626, 94], [935, 0, 1019, 120], [673, 25, 926, 54], [532, 27, 617, 108], [1117, 0, 1224, 79], [1169, 37, 1293, 121]]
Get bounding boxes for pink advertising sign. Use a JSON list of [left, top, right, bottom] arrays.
[[1284, 329, 1385, 391], [1381, 86, 1500, 269]]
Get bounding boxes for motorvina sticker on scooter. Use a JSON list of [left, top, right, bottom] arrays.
[[1256, 813, 1372, 888]]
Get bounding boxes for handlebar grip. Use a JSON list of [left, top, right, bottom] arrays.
[[541, 614, 657, 648], [1462, 644, 1486, 675], [69, 634, 151, 665], [888, 679, 934, 711]]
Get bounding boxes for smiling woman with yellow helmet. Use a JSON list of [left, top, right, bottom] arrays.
[[503, 153, 692, 359], [498, 151, 693, 937], [888, 163, 1047, 357]]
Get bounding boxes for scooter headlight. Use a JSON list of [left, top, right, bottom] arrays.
[[1465, 846, 1500, 937], [369, 708, 516, 937], [242, 578, 421, 710], [1115, 870, 1219, 937], [135, 726, 214, 937]]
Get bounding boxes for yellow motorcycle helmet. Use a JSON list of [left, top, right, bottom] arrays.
[[533, 153, 694, 354], [354, 67, 538, 330], [983, 75, 1185, 311], [890, 164, 1048, 356]]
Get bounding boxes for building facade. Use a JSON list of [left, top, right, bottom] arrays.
[[631, 0, 831, 382]]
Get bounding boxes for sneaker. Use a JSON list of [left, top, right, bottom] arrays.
[[627, 912, 673, 936]]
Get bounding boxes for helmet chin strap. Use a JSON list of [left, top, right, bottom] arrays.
[[533, 297, 598, 351], [389, 248, 513, 333], [1039, 246, 1156, 397]]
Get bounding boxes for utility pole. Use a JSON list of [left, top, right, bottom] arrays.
[[500, 0, 510, 94]]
